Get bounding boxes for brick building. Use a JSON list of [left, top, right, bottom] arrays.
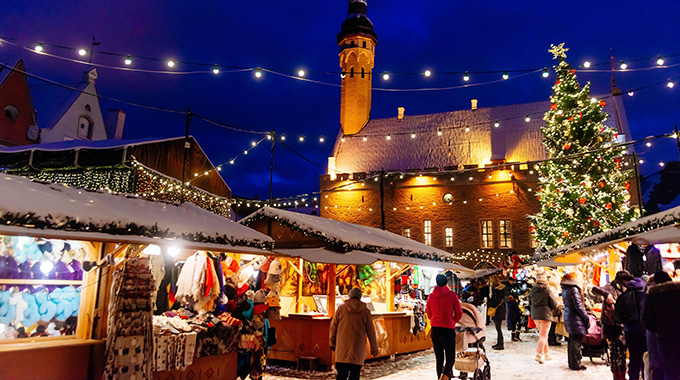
[[319, 0, 637, 268]]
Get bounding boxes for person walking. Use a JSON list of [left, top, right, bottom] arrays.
[[528, 273, 557, 364], [506, 295, 522, 342], [592, 270, 632, 380], [426, 274, 463, 380], [488, 276, 506, 350], [329, 287, 379, 380], [614, 276, 647, 380], [561, 272, 589, 371], [643, 271, 680, 380]]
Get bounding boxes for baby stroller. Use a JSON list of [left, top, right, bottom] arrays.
[[581, 313, 609, 365], [455, 302, 491, 380]]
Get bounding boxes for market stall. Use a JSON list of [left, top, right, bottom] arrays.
[[0, 174, 275, 380], [239, 208, 474, 369]]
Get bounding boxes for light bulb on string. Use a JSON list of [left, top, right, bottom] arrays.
[[382, 72, 390, 81], [657, 56, 664, 66], [78, 48, 87, 56], [319, 136, 325, 143], [628, 91, 634, 96], [667, 79, 675, 88], [583, 61, 591, 68], [494, 120, 500, 128], [424, 70, 432, 77], [463, 71, 470, 81], [362, 137, 368, 142], [620, 61, 627, 70], [660, 162, 665, 167], [251, 141, 257, 147], [542, 68, 549, 77], [124, 55, 132, 65], [280, 135, 286, 141], [410, 133, 416, 139], [386, 135, 391, 140], [465, 127, 470, 132], [255, 68, 263, 78], [167, 60, 175, 68], [437, 129, 442, 136], [297, 69, 306, 77], [299, 136, 305, 142], [502, 71, 509, 80], [525, 115, 531, 122], [229, 160, 235, 164], [213, 65, 220, 74], [34, 44, 44, 52]]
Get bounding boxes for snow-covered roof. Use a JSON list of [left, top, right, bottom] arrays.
[[0, 136, 182, 152], [240, 207, 473, 273], [532, 204, 680, 265], [0, 174, 273, 252]]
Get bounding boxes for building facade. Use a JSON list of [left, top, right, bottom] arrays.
[[320, 0, 637, 268]]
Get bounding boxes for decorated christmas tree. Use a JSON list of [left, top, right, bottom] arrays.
[[529, 43, 639, 250]]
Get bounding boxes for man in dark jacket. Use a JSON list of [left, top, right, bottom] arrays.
[[615, 277, 647, 380], [642, 274, 680, 380], [561, 272, 589, 370]]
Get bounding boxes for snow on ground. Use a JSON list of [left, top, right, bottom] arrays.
[[264, 329, 610, 380]]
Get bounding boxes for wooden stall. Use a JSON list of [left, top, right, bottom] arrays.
[[240, 208, 473, 369], [0, 174, 274, 380]]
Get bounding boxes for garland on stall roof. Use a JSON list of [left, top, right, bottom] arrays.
[[0, 210, 273, 250], [240, 212, 451, 262], [527, 207, 680, 265]]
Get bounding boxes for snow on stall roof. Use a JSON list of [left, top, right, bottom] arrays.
[[241, 208, 473, 272], [0, 174, 272, 250], [533, 204, 680, 263], [0, 136, 183, 152]]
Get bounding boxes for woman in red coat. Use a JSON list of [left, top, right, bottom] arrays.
[[426, 274, 463, 380]]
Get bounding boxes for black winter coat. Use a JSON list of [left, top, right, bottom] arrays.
[[488, 283, 506, 321], [561, 279, 589, 335], [614, 277, 646, 334], [528, 283, 556, 322]]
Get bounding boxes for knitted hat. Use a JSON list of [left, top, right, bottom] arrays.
[[536, 273, 548, 284], [268, 259, 283, 275], [436, 274, 448, 287], [348, 287, 362, 299], [253, 289, 267, 304]]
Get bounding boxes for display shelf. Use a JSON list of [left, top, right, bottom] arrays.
[[0, 279, 83, 286]]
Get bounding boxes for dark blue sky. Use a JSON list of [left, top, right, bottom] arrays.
[[1, 1, 679, 199]]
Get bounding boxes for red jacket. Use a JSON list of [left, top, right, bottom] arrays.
[[426, 286, 463, 329]]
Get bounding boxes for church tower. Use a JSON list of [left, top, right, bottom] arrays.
[[337, 0, 378, 136]]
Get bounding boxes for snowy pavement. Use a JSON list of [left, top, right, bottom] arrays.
[[264, 329, 611, 380]]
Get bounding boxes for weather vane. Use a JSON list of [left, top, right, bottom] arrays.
[[548, 43, 569, 60]]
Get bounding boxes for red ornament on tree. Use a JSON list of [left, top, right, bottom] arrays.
[[625, 182, 631, 190], [550, 104, 557, 110], [555, 80, 561, 85], [606, 203, 612, 209], [600, 100, 606, 107], [578, 198, 586, 204], [564, 143, 571, 150], [563, 231, 569, 237], [571, 69, 576, 74], [593, 221, 599, 227], [599, 182, 605, 188]]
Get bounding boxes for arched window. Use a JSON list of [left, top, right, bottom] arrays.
[[84, 104, 91, 112], [4, 105, 19, 121], [77, 116, 94, 139]]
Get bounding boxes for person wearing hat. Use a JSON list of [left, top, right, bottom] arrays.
[[528, 272, 558, 364], [426, 274, 462, 380], [329, 287, 378, 380], [592, 270, 632, 380]]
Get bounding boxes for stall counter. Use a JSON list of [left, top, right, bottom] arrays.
[[268, 311, 431, 368]]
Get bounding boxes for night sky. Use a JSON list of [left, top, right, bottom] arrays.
[[1, 1, 678, 200]]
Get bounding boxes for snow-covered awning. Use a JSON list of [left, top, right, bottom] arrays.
[[240, 207, 473, 273], [532, 204, 680, 266], [0, 174, 273, 253]]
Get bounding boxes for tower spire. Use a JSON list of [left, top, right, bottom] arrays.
[[338, 0, 378, 136]]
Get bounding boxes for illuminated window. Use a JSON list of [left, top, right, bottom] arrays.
[[499, 219, 512, 248], [530, 226, 538, 248], [402, 228, 411, 239], [480, 220, 493, 248], [445, 227, 453, 247], [424, 220, 432, 246]]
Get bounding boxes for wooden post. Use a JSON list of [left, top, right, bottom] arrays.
[[296, 258, 304, 313], [385, 262, 394, 312], [328, 264, 336, 317]]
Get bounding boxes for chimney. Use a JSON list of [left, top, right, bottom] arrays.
[[471, 99, 478, 111], [105, 109, 126, 139], [397, 107, 405, 121]]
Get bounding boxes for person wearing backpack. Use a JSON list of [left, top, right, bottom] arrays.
[[615, 277, 647, 380]]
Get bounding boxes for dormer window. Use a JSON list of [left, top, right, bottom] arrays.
[[84, 104, 91, 112]]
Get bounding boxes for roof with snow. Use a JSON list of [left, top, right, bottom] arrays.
[[240, 207, 473, 272], [0, 174, 272, 252], [532, 204, 680, 265], [331, 99, 626, 174]]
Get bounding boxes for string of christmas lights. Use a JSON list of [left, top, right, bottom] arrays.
[[6, 36, 677, 82]]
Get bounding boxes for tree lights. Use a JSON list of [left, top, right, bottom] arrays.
[[529, 43, 639, 250]]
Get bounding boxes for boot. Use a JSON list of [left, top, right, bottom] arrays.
[[438, 373, 450, 380], [511, 332, 519, 342], [516, 331, 523, 342], [535, 354, 544, 364]]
